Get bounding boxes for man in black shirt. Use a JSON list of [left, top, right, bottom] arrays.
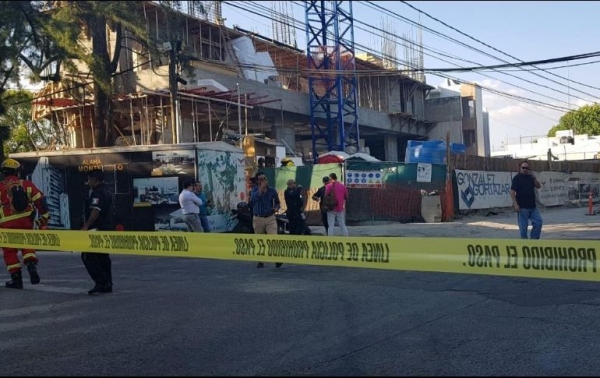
[[510, 161, 543, 239], [284, 179, 306, 235], [311, 176, 330, 234], [81, 169, 114, 295]]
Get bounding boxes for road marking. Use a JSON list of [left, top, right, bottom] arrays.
[[25, 285, 86, 294], [0, 314, 81, 333], [0, 298, 88, 317]]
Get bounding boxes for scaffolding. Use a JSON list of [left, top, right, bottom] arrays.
[[29, 1, 430, 154], [305, 0, 360, 161]]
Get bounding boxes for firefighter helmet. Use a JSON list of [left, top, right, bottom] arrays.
[[1, 158, 20, 170], [280, 157, 295, 167]]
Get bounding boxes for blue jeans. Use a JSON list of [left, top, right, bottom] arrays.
[[197, 214, 210, 232], [517, 208, 543, 239]]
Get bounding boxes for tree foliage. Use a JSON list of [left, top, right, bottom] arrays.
[[548, 104, 600, 137], [0, 89, 52, 158], [45, 1, 152, 147], [0, 2, 62, 115], [0, 1, 192, 149]]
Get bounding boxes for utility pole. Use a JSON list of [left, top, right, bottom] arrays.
[[237, 83, 242, 147], [168, 41, 178, 144]]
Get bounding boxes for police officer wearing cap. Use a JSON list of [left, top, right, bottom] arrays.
[[284, 179, 306, 235]]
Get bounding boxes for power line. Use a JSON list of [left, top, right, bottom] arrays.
[[231, 1, 597, 113], [398, 1, 600, 95], [361, 1, 595, 104], [488, 114, 549, 135], [227, 1, 574, 112], [243, 1, 579, 108], [9, 60, 153, 107], [198, 52, 600, 77], [478, 59, 600, 73]]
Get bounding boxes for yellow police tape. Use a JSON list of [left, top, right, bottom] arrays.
[[1, 228, 599, 282]]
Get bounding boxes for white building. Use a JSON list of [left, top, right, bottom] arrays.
[[491, 130, 600, 161]]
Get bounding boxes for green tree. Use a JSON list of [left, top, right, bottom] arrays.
[[548, 104, 600, 137], [0, 89, 52, 159], [0, 2, 59, 113], [45, 1, 152, 147]]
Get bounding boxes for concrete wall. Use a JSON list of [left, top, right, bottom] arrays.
[[136, 64, 428, 138], [474, 86, 486, 156], [384, 135, 399, 161], [271, 124, 296, 154], [483, 111, 490, 156], [424, 97, 462, 122], [427, 121, 463, 144], [413, 90, 426, 120]]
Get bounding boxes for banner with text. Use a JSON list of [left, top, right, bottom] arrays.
[[537, 171, 570, 206], [3, 229, 600, 283], [455, 169, 514, 210]]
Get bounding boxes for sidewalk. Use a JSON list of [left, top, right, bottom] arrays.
[[314, 206, 600, 240]]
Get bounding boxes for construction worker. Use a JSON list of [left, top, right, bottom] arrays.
[[0, 158, 49, 289], [280, 157, 295, 167]]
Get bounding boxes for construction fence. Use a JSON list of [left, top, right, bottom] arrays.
[[262, 162, 447, 226], [261, 155, 600, 226]]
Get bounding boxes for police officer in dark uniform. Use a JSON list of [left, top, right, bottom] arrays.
[[80, 169, 114, 295], [284, 179, 306, 235], [312, 176, 330, 234]]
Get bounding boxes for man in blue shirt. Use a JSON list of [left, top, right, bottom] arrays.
[[249, 172, 282, 268], [194, 181, 211, 232]]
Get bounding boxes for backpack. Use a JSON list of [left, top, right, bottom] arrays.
[[321, 183, 338, 212], [5, 180, 30, 213]]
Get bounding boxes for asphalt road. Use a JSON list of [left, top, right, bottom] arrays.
[[2, 249, 600, 376]]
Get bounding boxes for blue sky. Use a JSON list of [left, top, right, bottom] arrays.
[[222, 1, 600, 150]]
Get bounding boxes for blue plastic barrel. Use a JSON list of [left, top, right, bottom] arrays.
[[405, 140, 446, 164]]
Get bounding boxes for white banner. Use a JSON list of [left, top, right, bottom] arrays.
[[455, 170, 514, 210], [536, 172, 570, 206]]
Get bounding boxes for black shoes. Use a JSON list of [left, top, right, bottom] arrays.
[[26, 262, 40, 285], [88, 284, 113, 295], [5, 271, 23, 289], [5, 265, 40, 289], [276, 263, 283, 268]]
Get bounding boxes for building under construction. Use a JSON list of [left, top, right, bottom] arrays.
[[30, 0, 436, 164]]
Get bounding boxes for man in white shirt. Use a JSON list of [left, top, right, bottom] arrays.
[[178, 179, 203, 232]]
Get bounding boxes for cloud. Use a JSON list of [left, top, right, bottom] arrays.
[[573, 98, 594, 107], [475, 79, 502, 89], [490, 105, 527, 117]]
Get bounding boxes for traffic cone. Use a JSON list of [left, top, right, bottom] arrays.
[[586, 190, 596, 216]]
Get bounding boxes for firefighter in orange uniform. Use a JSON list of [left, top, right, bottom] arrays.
[[0, 158, 49, 289]]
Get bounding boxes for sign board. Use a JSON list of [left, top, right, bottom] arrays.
[[345, 170, 383, 188], [455, 169, 514, 210], [417, 163, 432, 183], [537, 171, 569, 206]]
